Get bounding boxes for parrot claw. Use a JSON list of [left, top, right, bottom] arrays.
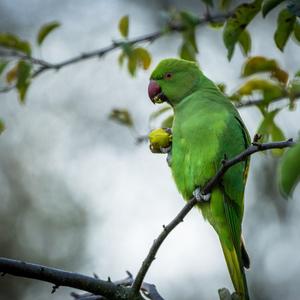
[[193, 187, 211, 202], [166, 152, 172, 167], [160, 145, 172, 153]]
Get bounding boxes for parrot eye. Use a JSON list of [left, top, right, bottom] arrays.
[[164, 72, 172, 80]]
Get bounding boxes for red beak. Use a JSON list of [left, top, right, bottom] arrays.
[[148, 80, 161, 102]]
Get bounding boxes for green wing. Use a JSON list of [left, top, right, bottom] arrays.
[[220, 112, 251, 263]]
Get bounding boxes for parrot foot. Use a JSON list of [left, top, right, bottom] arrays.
[[193, 187, 211, 202], [166, 152, 172, 167], [159, 145, 172, 154]]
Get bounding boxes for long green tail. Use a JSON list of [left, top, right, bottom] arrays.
[[220, 240, 249, 300]]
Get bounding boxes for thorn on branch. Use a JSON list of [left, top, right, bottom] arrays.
[[51, 284, 59, 294]]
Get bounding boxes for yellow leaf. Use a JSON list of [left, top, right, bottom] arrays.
[[118, 15, 129, 38], [236, 79, 285, 102], [134, 47, 151, 70], [6, 65, 18, 84]]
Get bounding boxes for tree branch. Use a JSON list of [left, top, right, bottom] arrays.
[[0, 11, 232, 81], [0, 257, 143, 300], [130, 138, 295, 294]]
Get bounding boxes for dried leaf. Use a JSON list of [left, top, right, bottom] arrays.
[[109, 109, 133, 127]]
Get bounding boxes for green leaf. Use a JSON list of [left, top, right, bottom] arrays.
[[238, 29, 251, 56], [0, 118, 5, 134], [37, 21, 61, 46], [288, 77, 300, 103], [271, 122, 285, 155], [274, 9, 296, 51], [133, 47, 151, 70], [0, 33, 31, 55], [16, 60, 32, 103], [118, 52, 126, 66], [179, 11, 199, 58], [109, 109, 133, 127], [179, 41, 197, 61], [293, 21, 300, 42], [262, 0, 284, 17], [223, 0, 262, 60], [256, 109, 284, 154], [0, 60, 9, 76], [127, 54, 137, 76], [278, 142, 300, 198], [118, 15, 129, 38], [201, 0, 213, 7]]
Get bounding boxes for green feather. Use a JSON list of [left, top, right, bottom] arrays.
[[150, 58, 251, 300]]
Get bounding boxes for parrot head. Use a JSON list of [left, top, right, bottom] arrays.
[[148, 58, 202, 106]]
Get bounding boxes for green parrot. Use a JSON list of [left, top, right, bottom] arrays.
[[148, 58, 251, 300]]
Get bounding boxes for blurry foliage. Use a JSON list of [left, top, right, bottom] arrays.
[[117, 15, 152, 76], [109, 108, 134, 127], [223, 0, 262, 60], [0, 1, 300, 298]]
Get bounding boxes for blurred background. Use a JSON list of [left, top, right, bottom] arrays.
[[0, 0, 300, 299]]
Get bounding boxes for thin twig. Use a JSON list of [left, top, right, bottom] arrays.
[[130, 139, 295, 294]]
